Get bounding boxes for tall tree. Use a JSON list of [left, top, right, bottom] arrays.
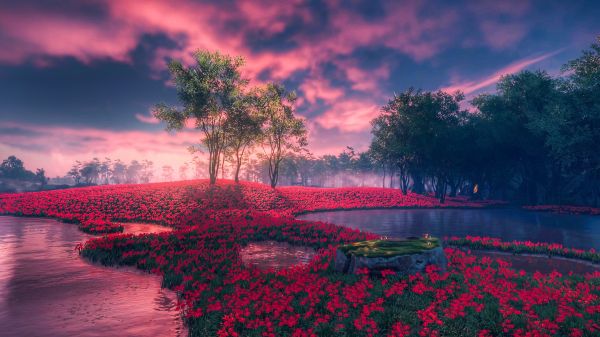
[[153, 50, 247, 185], [162, 165, 174, 182], [111, 160, 127, 184], [68, 161, 82, 185], [473, 71, 559, 204], [140, 160, 154, 183], [100, 158, 112, 184], [80, 158, 101, 184], [126, 160, 143, 183], [370, 89, 466, 201], [225, 92, 264, 183], [1, 156, 28, 179], [258, 83, 307, 188], [35, 168, 47, 187], [539, 36, 600, 205], [179, 163, 189, 181]]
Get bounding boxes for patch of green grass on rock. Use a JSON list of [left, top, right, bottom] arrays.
[[339, 237, 440, 258]]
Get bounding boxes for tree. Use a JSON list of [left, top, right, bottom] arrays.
[[35, 168, 47, 187], [111, 160, 127, 184], [0, 155, 30, 179], [369, 114, 397, 189], [68, 161, 82, 185], [100, 158, 112, 184], [538, 36, 600, 205], [296, 152, 316, 186], [192, 156, 208, 179], [258, 83, 307, 188], [153, 50, 247, 185], [162, 165, 174, 182], [179, 163, 189, 181], [370, 89, 467, 201], [225, 92, 264, 183], [126, 160, 143, 183], [80, 158, 101, 185], [472, 71, 560, 204], [355, 152, 374, 187], [140, 160, 154, 183]]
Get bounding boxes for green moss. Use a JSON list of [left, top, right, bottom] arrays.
[[338, 238, 440, 258]]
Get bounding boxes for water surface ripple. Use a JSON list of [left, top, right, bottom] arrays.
[[0, 216, 185, 337]]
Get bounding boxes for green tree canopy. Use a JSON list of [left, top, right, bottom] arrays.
[[153, 50, 247, 184], [257, 83, 307, 188]]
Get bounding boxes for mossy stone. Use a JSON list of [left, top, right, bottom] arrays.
[[338, 237, 440, 258]]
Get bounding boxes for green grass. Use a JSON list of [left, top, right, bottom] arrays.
[[338, 237, 440, 258]]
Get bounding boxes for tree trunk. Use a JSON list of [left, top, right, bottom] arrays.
[[234, 149, 243, 183], [411, 172, 425, 194], [208, 147, 219, 185], [439, 180, 448, 204], [270, 164, 279, 188], [234, 161, 241, 183]]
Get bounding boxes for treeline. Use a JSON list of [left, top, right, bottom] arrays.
[[65, 157, 210, 185], [369, 37, 600, 206], [240, 149, 379, 187], [0, 155, 46, 183], [67, 158, 154, 185], [0, 156, 47, 192]]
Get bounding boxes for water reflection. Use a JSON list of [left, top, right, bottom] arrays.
[[0, 216, 184, 337], [240, 241, 316, 270], [298, 208, 600, 250], [119, 222, 173, 235]]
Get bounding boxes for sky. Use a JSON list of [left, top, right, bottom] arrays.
[[0, 0, 599, 177]]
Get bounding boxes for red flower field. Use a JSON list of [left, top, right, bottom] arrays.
[[1, 180, 599, 337]]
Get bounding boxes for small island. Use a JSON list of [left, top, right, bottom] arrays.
[[335, 236, 447, 275]]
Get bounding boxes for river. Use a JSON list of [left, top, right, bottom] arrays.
[[0, 216, 185, 337]]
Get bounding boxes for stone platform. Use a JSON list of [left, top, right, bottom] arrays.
[[334, 237, 447, 275]]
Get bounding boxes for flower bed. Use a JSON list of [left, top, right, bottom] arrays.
[[78, 219, 124, 234], [0, 180, 504, 225], [1, 181, 599, 336], [446, 236, 600, 264]]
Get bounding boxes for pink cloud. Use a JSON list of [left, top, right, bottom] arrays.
[[303, 120, 371, 156], [135, 112, 160, 124], [334, 59, 391, 93], [306, 1, 457, 62], [315, 98, 381, 132], [479, 21, 528, 50], [441, 50, 563, 95], [237, 0, 314, 37], [0, 1, 458, 79], [0, 0, 555, 164], [468, 1, 532, 50], [300, 75, 345, 104], [0, 9, 137, 64]]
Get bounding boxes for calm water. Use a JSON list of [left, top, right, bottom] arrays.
[[298, 208, 600, 250], [240, 241, 316, 271], [0, 216, 185, 337]]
